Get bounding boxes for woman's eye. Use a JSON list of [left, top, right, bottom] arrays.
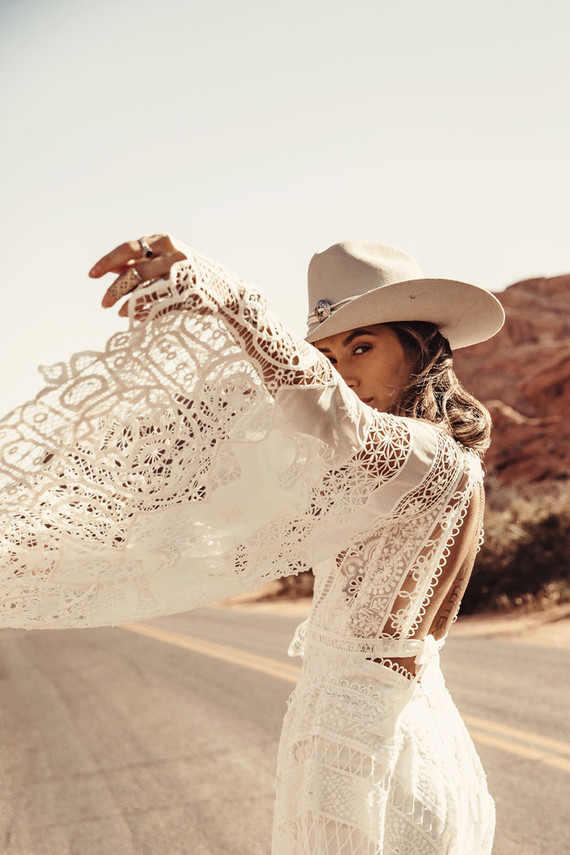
[[353, 344, 371, 355]]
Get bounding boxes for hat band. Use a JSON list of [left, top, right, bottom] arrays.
[[306, 295, 357, 330]]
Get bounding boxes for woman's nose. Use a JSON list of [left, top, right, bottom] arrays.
[[337, 360, 359, 388]]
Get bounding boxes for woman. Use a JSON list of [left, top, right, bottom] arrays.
[[0, 234, 504, 854]]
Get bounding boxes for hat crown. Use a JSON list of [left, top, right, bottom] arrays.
[[308, 240, 424, 310], [305, 239, 506, 350]]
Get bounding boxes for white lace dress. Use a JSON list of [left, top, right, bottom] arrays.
[[0, 247, 495, 854]]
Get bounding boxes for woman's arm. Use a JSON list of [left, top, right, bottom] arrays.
[[0, 236, 450, 631], [92, 234, 336, 397], [92, 235, 410, 474]]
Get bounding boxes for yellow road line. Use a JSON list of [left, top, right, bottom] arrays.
[[468, 729, 570, 774], [122, 622, 301, 683], [121, 622, 570, 773], [463, 713, 570, 756]]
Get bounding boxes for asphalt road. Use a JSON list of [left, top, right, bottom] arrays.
[[0, 607, 568, 855]]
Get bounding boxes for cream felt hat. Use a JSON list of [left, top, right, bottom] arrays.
[[305, 240, 505, 350]]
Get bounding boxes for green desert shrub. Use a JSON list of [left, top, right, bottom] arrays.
[[461, 493, 570, 613]]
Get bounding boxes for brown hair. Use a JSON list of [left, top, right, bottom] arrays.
[[387, 321, 491, 456]]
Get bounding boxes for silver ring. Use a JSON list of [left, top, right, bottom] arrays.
[[138, 237, 153, 258]]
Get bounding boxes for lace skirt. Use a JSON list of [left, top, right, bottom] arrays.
[[272, 638, 495, 855]]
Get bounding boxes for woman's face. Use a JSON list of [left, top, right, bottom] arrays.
[[315, 324, 413, 412]]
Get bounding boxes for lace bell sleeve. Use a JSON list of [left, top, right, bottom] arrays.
[[0, 245, 439, 629]]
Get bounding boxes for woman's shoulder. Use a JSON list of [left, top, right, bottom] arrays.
[[385, 414, 484, 482]]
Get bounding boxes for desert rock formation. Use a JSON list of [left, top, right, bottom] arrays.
[[453, 273, 570, 497]]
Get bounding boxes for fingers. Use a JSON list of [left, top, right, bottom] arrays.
[[90, 234, 178, 278], [93, 233, 187, 313], [103, 268, 143, 308], [90, 240, 143, 278], [101, 253, 185, 308]]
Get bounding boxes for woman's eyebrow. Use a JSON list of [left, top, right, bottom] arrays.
[[342, 328, 378, 346], [317, 329, 378, 353]]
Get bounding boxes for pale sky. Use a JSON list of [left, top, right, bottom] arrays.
[[1, 0, 569, 415]]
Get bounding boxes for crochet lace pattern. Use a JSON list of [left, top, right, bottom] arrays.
[[0, 247, 494, 853]]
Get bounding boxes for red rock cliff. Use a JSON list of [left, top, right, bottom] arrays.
[[453, 274, 570, 494]]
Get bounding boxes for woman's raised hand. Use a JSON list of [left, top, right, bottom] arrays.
[[89, 234, 188, 317]]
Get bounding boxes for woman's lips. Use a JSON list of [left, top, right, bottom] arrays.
[[359, 397, 374, 405]]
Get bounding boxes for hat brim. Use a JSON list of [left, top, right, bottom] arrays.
[[305, 278, 505, 350]]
